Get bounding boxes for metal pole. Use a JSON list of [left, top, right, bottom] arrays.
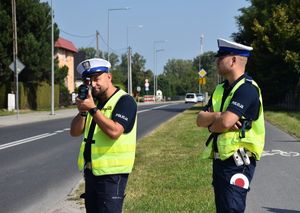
[[153, 43, 156, 98], [12, 0, 18, 119], [96, 30, 100, 57], [107, 7, 129, 62], [107, 9, 110, 61], [155, 49, 164, 102], [126, 25, 142, 96], [153, 40, 167, 100], [127, 46, 130, 94], [51, 0, 55, 115], [126, 27, 129, 49], [199, 34, 204, 94], [129, 47, 132, 96]]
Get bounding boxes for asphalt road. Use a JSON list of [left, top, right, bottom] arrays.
[[0, 102, 191, 213], [246, 121, 300, 212]]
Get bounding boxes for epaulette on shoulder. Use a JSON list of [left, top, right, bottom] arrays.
[[245, 76, 253, 84]]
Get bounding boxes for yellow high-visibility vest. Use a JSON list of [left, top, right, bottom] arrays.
[[202, 78, 265, 160], [78, 90, 137, 175]]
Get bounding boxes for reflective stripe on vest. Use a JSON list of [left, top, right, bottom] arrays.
[[202, 78, 265, 160], [77, 89, 137, 175]]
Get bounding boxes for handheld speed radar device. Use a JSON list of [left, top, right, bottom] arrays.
[[78, 78, 91, 100], [78, 84, 89, 100]]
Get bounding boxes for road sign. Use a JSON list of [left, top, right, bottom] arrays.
[[198, 68, 207, 78], [199, 77, 206, 85], [9, 57, 25, 74]]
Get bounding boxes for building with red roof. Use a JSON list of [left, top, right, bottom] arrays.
[[55, 37, 78, 93]]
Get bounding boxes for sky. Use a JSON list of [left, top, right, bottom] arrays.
[[43, 0, 251, 74]]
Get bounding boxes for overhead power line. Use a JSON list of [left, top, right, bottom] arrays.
[[60, 29, 94, 38], [60, 29, 125, 56]]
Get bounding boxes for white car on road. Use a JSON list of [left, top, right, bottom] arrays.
[[185, 93, 197, 103]]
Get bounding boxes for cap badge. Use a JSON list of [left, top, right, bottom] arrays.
[[82, 61, 91, 71]]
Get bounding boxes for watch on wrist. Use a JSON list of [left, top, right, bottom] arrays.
[[89, 107, 98, 116]]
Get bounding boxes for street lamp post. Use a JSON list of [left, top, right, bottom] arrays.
[[154, 48, 164, 101], [126, 25, 143, 96], [199, 34, 204, 94], [153, 40, 167, 100], [51, 0, 55, 115], [107, 7, 129, 61], [126, 25, 143, 48]]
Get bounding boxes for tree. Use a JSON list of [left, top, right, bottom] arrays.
[[78, 47, 98, 59], [0, 0, 60, 86], [131, 52, 147, 94], [233, 0, 300, 105], [161, 59, 196, 96], [193, 51, 218, 95]]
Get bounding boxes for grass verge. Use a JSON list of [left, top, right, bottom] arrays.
[[70, 106, 300, 212], [123, 105, 214, 212], [265, 110, 300, 139]]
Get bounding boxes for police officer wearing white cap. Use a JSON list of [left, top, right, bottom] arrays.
[[196, 39, 265, 212], [70, 58, 137, 213]]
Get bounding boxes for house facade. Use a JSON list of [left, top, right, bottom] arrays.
[[55, 37, 78, 93]]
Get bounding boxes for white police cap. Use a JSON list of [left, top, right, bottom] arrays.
[[216, 38, 253, 57], [76, 58, 111, 78]]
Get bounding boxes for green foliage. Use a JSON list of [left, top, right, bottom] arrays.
[[19, 82, 28, 109], [59, 85, 70, 107], [161, 59, 197, 96], [265, 110, 300, 139], [36, 82, 59, 110], [0, 0, 60, 85], [55, 64, 68, 87], [131, 53, 149, 95], [0, 0, 68, 111], [0, 84, 9, 108], [233, 0, 300, 105], [78, 47, 99, 59], [193, 51, 218, 95]]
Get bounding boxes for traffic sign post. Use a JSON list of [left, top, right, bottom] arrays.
[[9, 57, 25, 119], [199, 77, 206, 85], [198, 68, 206, 94], [198, 68, 207, 78], [9, 57, 25, 74]]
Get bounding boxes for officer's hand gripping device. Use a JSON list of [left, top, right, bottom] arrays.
[[78, 77, 91, 100], [78, 77, 91, 116]]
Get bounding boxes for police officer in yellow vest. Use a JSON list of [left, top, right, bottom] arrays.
[[70, 58, 137, 213], [196, 39, 265, 213]]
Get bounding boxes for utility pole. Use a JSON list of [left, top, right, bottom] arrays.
[[96, 30, 100, 57], [11, 0, 19, 118], [199, 34, 204, 94], [127, 46, 132, 96], [50, 0, 55, 115]]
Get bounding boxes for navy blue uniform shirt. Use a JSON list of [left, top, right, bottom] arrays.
[[112, 94, 137, 133], [205, 74, 260, 120]]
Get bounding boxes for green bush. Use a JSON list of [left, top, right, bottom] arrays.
[[19, 82, 29, 109], [36, 82, 59, 110], [0, 84, 7, 108]]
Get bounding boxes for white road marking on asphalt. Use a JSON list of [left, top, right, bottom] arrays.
[[0, 104, 177, 150], [137, 104, 175, 114], [0, 130, 68, 151]]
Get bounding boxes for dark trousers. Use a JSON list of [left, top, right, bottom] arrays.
[[84, 169, 129, 213], [212, 157, 256, 213]]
